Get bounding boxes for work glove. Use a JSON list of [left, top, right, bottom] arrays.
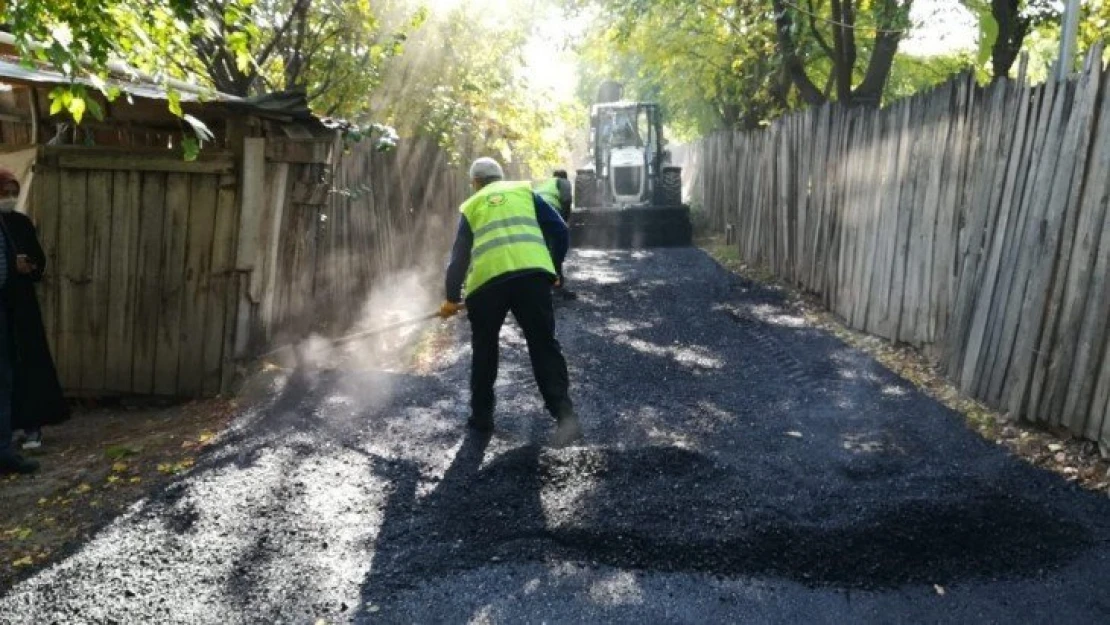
[[439, 300, 463, 318]]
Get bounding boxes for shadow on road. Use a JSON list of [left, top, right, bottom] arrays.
[[346, 250, 1107, 619]]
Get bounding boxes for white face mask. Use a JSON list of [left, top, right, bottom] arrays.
[[0, 198, 16, 213]]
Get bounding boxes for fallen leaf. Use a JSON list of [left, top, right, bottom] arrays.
[[111, 462, 129, 473], [12, 556, 33, 567], [37, 498, 48, 506], [104, 445, 141, 460], [198, 431, 215, 444], [129, 477, 142, 484], [1048, 443, 1063, 452], [107, 475, 121, 484], [74, 483, 92, 494]]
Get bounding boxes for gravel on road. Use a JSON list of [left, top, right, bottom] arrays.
[[2, 248, 1109, 624]]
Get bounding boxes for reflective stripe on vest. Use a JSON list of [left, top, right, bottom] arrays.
[[533, 178, 562, 212], [461, 180, 556, 296]]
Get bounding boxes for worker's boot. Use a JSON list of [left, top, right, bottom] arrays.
[[550, 412, 583, 448], [0, 451, 39, 475]]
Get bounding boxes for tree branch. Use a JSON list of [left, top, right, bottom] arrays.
[[829, 0, 853, 101], [255, 0, 313, 75], [772, 0, 828, 105], [805, 0, 836, 60], [851, 0, 905, 106]]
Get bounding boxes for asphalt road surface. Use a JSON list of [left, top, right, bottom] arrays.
[[3, 249, 1110, 624]]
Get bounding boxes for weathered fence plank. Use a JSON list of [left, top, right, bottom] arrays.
[[56, 169, 88, 391], [132, 172, 168, 394], [1029, 55, 1105, 424], [177, 174, 218, 396], [82, 170, 113, 392], [105, 171, 140, 392], [686, 52, 1110, 445]]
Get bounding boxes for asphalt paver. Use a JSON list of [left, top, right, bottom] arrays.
[[3, 248, 1109, 624]]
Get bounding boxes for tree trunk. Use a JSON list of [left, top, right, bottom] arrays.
[[852, 30, 901, 106], [990, 0, 1029, 82], [771, 0, 828, 106], [848, 0, 907, 107], [830, 0, 856, 103], [284, 0, 311, 90]]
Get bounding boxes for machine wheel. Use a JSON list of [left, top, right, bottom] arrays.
[[653, 166, 682, 207], [574, 169, 598, 209]]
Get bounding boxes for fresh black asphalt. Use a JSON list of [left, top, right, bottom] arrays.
[[2, 248, 1109, 624]]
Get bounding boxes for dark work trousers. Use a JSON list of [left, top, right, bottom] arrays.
[[557, 207, 571, 286], [466, 272, 573, 420]]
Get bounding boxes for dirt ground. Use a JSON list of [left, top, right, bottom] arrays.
[[1, 397, 238, 589], [700, 235, 1110, 497]]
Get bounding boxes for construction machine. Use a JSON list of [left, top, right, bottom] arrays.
[[570, 81, 692, 248]]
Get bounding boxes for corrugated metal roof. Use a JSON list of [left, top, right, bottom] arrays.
[[0, 56, 244, 104], [0, 56, 344, 132]]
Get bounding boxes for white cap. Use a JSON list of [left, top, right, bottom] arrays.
[[469, 157, 504, 181]]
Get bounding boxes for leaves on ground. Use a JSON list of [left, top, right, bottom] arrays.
[[105, 445, 142, 460], [2, 527, 33, 541], [1, 398, 237, 588]]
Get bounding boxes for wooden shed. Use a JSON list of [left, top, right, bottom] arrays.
[[0, 52, 465, 398]]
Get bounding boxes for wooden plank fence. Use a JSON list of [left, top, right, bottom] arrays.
[[29, 147, 242, 397], [688, 49, 1110, 447], [242, 137, 466, 352], [25, 137, 466, 397]]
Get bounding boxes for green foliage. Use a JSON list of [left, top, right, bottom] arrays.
[[572, 0, 927, 135], [884, 52, 981, 101], [370, 1, 576, 177], [573, 1, 788, 137], [189, 0, 427, 121], [0, 0, 257, 158], [966, 1, 1000, 67], [0, 0, 419, 156]]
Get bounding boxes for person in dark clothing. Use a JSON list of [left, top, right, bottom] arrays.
[[440, 157, 583, 447], [533, 170, 577, 301], [0, 177, 40, 474], [0, 177, 69, 452], [548, 170, 574, 222]]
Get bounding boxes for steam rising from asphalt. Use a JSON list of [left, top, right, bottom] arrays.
[[295, 267, 443, 375]]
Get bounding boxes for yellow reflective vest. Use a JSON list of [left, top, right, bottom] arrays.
[[461, 180, 556, 295], [534, 178, 563, 212]]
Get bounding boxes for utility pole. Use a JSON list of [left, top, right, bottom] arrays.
[[1056, 0, 1082, 81]]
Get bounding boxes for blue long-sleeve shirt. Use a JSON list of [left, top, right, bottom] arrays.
[[445, 192, 569, 302]]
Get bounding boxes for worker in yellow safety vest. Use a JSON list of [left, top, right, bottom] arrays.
[[533, 170, 577, 301], [439, 157, 583, 447]]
